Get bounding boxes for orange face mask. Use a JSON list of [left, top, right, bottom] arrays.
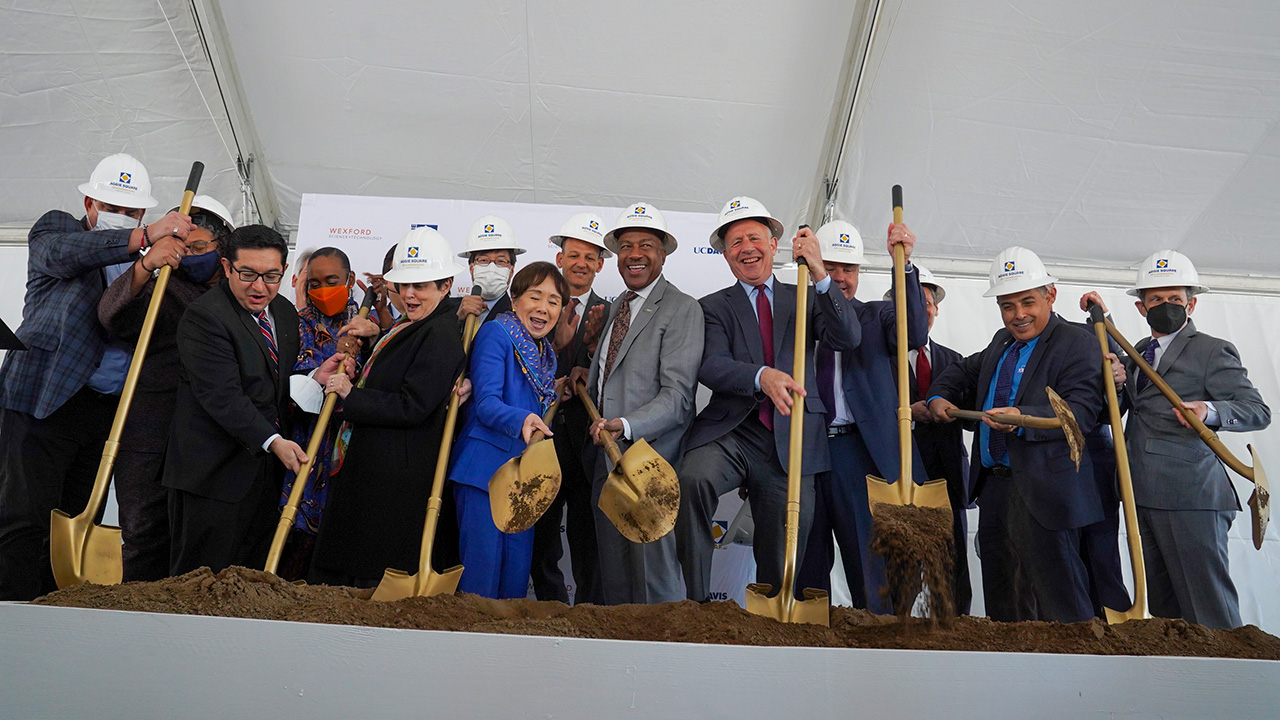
[[308, 285, 350, 317]]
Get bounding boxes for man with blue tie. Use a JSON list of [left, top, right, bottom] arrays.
[[793, 219, 926, 613], [927, 247, 1105, 623], [676, 197, 860, 603]]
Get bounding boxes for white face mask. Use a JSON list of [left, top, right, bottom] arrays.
[[93, 210, 142, 232], [472, 264, 512, 300]]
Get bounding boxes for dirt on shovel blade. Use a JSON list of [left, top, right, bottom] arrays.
[[870, 502, 955, 622], [30, 567, 1280, 659]]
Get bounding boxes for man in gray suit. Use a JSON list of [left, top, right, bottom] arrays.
[[676, 196, 859, 603], [1081, 250, 1270, 629], [570, 203, 703, 604]]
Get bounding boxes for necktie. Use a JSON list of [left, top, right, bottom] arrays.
[[602, 291, 638, 385], [255, 310, 278, 370], [816, 345, 836, 428], [755, 285, 775, 430], [987, 341, 1026, 465], [1137, 338, 1160, 392], [916, 346, 932, 399]]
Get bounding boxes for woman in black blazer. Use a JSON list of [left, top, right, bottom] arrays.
[[308, 229, 467, 588]]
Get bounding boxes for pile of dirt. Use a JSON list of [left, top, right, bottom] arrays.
[[33, 567, 1280, 659], [870, 503, 954, 620]]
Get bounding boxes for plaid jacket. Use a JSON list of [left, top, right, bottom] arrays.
[[0, 210, 137, 419]]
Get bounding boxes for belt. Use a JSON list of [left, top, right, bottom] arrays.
[[827, 424, 856, 437], [987, 465, 1013, 478]]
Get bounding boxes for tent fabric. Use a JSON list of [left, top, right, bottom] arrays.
[[3, 0, 1277, 278]]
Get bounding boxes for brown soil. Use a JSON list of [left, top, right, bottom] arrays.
[[32, 567, 1280, 659], [870, 503, 955, 621]]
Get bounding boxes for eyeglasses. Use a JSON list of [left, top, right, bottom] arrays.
[[229, 264, 284, 284], [187, 240, 216, 254], [471, 257, 513, 268]]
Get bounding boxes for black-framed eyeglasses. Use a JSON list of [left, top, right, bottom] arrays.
[[229, 264, 284, 284]]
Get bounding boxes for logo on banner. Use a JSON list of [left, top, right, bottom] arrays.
[[328, 226, 379, 242], [693, 247, 722, 255], [407, 246, 419, 258], [712, 520, 728, 548]]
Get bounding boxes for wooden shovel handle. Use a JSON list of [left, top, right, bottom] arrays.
[[527, 401, 559, 446], [944, 407, 1061, 429], [575, 382, 623, 465]]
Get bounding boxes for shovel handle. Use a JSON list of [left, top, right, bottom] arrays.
[[890, 185, 912, 487], [944, 407, 1061, 429], [575, 382, 623, 465], [527, 400, 559, 446]]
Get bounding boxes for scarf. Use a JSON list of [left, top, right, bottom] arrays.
[[493, 311, 558, 413], [330, 317, 412, 475]]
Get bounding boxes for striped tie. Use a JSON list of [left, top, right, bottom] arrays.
[[255, 310, 278, 369]]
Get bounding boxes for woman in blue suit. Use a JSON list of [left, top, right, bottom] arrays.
[[451, 261, 567, 598]]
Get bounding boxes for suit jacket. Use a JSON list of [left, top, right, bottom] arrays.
[[0, 211, 137, 418], [312, 303, 466, 577], [443, 293, 512, 334], [828, 269, 929, 482], [450, 320, 551, 490], [687, 277, 859, 475], [162, 282, 300, 503], [1123, 319, 1270, 511], [929, 314, 1105, 530], [903, 339, 970, 500], [585, 276, 704, 465]]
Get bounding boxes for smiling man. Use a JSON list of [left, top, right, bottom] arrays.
[[575, 203, 703, 605], [675, 197, 858, 604], [926, 247, 1105, 623], [164, 225, 344, 575]]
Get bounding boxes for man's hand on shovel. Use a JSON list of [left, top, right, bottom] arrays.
[[590, 417, 624, 445], [269, 437, 308, 474], [928, 396, 959, 423], [761, 368, 805, 416]]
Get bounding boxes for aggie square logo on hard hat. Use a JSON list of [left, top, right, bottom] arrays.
[[109, 171, 138, 193], [1156, 258, 1169, 268], [729, 200, 742, 210], [588, 219, 599, 231], [407, 246, 420, 258], [1004, 261, 1016, 272], [483, 224, 496, 234], [119, 172, 131, 184], [1148, 258, 1177, 278], [633, 205, 647, 215], [839, 233, 852, 244]]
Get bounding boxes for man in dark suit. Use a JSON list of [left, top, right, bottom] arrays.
[[928, 246, 1105, 623], [1081, 250, 1270, 629], [676, 196, 859, 603], [451, 214, 523, 328], [895, 266, 975, 614], [793, 219, 926, 614], [164, 225, 339, 575], [530, 212, 609, 604], [0, 153, 194, 599]]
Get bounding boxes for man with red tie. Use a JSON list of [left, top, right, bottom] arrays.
[[675, 197, 859, 603], [792, 220, 927, 613], [164, 225, 346, 575]]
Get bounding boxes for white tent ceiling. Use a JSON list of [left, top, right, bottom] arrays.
[[2, 0, 1278, 278]]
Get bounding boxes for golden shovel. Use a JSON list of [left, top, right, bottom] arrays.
[[744, 258, 829, 626], [371, 288, 481, 601], [867, 186, 950, 513], [1102, 316, 1270, 549], [1086, 304, 1149, 623], [943, 387, 1085, 470], [489, 401, 561, 534], [575, 383, 679, 544], [263, 287, 377, 575], [50, 161, 204, 589]]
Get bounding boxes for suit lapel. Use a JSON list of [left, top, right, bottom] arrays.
[[614, 277, 664, 368], [1013, 317, 1058, 404], [1157, 319, 1195, 375], [727, 284, 766, 366], [229, 285, 278, 373], [772, 280, 795, 363]]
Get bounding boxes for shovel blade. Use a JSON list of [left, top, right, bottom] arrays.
[[598, 439, 679, 544], [489, 439, 561, 535], [1248, 444, 1270, 550], [866, 475, 951, 514], [370, 563, 463, 602], [1103, 604, 1150, 625], [49, 509, 122, 589], [744, 583, 830, 626]]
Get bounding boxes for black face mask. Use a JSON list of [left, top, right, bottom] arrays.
[[1145, 301, 1187, 335]]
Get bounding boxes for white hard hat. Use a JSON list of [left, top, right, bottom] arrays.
[[386, 227, 466, 284], [1127, 250, 1209, 297], [603, 202, 678, 254], [709, 196, 784, 253], [550, 211, 611, 258], [174, 195, 236, 234], [78, 153, 158, 209], [983, 246, 1057, 298], [883, 263, 946, 303], [816, 220, 865, 265], [458, 215, 525, 259]]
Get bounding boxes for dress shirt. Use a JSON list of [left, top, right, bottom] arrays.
[[742, 274, 833, 391], [596, 275, 661, 440]]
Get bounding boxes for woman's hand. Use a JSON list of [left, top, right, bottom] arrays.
[[455, 377, 472, 404], [521, 413, 553, 444], [314, 352, 356, 386], [326, 373, 353, 399]]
